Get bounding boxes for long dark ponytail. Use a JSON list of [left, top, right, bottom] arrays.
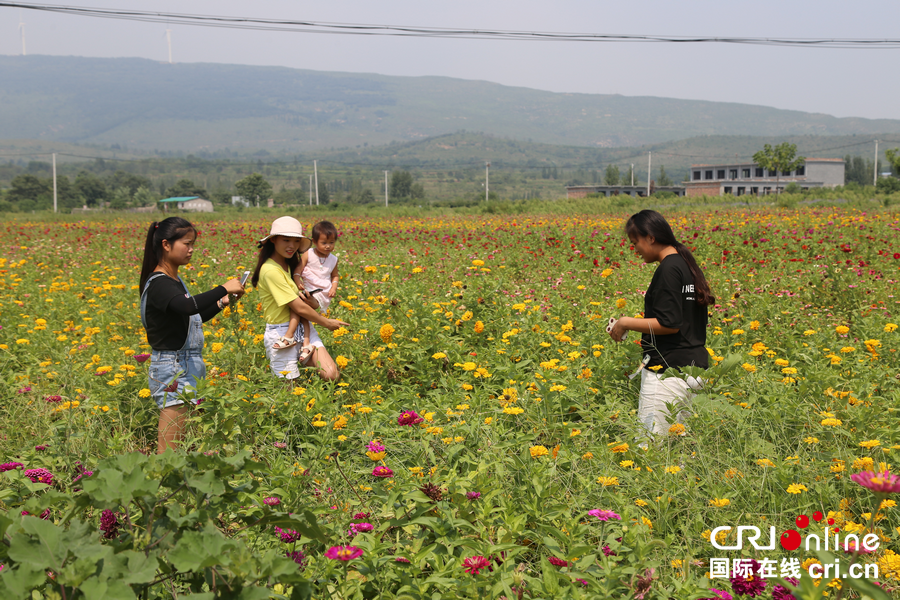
[[139, 217, 196, 294], [251, 239, 299, 288], [625, 210, 715, 306]]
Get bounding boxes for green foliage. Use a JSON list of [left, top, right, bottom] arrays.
[[234, 173, 273, 207], [603, 165, 620, 185], [752, 143, 805, 195], [885, 148, 900, 175], [166, 179, 209, 200], [657, 165, 672, 187], [390, 170, 425, 200]]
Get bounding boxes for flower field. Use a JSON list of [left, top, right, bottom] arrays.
[[2, 206, 900, 599]]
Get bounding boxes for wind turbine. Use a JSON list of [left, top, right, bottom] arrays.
[[19, 9, 26, 56]]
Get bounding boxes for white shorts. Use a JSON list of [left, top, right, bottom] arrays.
[[264, 322, 324, 380], [637, 369, 702, 435]]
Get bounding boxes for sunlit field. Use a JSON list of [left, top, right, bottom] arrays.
[[2, 206, 900, 599]]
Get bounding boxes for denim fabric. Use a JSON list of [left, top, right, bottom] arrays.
[[141, 272, 206, 408]]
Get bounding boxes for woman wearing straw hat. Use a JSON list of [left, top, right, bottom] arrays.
[[251, 216, 350, 381]]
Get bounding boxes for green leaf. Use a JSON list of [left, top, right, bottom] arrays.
[[78, 577, 137, 600], [540, 556, 560, 595], [0, 564, 47, 599], [169, 526, 239, 571], [8, 516, 64, 571]]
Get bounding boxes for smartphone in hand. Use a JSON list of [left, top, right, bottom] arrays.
[[240, 270, 251, 286]]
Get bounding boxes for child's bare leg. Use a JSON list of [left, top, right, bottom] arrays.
[[302, 317, 311, 347], [285, 310, 301, 341]]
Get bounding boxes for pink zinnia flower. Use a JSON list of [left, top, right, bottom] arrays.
[[395, 557, 411, 563], [274, 527, 301, 543], [397, 410, 424, 426], [588, 509, 621, 521], [0, 462, 23, 472], [325, 545, 364, 561], [17, 386, 32, 394], [263, 497, 281, 506], [24, 468, 54, 485], [850, 471, 900, 494], [273, 442, 287, 449], [463, 555, 491, 575], [286, 550, 306, 567], [353, 511, 370, 520], [133, 353, 151, 363], [366, 441, 386, 453], [45, 395, 62, 403], [466, 491, 482, 500], [548, 556, 568, 567], [372, 466, 394, 478], [35, 445, 47, 451], [700, 590, 733, 600]]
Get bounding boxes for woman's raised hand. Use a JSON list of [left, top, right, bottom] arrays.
[[223, 278, 245, 298]]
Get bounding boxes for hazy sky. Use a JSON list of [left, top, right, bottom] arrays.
[[3, 0, 899, 120]]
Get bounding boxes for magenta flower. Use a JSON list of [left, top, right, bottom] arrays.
[[274, 527, 301, 543], [286, 550, 306, 567], [133, 353, 151, 363], [349, 522, 374, 536], [44, 395, 62, 403], [353, 511, 371, 520], [24, 468, 54, 485], [547, 556, 568, 567], [325, 545, 364, 561], [466, 491, 482, 500], [273, 442, 287, 449], [0, 462, 24, 472], [17, 386, 32, 394], [395, 557, 411, 563], [100, 509, 119, 539], [35, 445, 47, 451], [850, 471, 900, 494], [700, 590, 733, 600], [729, 559, 766, 597], [462, 555, 491, 575], [771, 579, 798, 600], [575, 578, 589, 586], [263, 496, 281, 506], [397, 410, 424, 426], [588, 509, 621, 521], [366, 441, 386, 453], [372, 466, 394, 478]]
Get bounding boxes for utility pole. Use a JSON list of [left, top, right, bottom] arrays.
[[875, 140, 879, 186], [19, 9, 26, 56], [166, 28, 173, 64], [309, 175, 312, 206], [384, 171, 389, 207], [52, 153, 58, 213], [485, 162, 490, 202], [646, 152, 652, 196], [630, 164, 634, 186], [313, 160, 319, 206]]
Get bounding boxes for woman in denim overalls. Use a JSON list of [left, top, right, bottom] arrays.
[[138, 217, 245, 453]]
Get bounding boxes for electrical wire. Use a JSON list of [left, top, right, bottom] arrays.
[[3, 2, 900, 48]]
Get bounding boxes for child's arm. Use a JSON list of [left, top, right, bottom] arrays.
[[328, 262, 339, 298], [292, 251, 309, 291]]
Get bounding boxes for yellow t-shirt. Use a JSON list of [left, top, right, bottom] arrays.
[[257, 259, 298, 324]]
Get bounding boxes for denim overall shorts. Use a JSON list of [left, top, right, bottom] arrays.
[[140, 273, 206, 409]]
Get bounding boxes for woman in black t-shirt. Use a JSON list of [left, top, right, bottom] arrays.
[[608, 210, 715, 437], [138, 217, 245, 453]]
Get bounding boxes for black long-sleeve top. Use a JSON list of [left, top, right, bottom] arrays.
[[143, 274, 226, 350]]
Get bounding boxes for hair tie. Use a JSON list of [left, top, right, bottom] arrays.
[[155, 224, 158, 229]]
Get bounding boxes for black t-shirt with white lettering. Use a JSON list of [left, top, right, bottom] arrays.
[[641, 253, 708, 372]]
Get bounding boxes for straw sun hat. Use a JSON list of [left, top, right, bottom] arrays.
[[257, 216, 312, 251]]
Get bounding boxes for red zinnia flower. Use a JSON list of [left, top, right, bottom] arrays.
[[372, 466, 394, 478], [133, 353, 151, 363], [397, 410, 424, 426], [463, 555, 491, 575]]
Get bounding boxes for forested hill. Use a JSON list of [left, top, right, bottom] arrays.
[[2, 54, 900, 153]]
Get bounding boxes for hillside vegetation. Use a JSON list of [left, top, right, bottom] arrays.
[[3, 55, 900, 152]]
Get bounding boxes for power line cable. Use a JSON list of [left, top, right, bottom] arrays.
[[3, 2, 900, 48]]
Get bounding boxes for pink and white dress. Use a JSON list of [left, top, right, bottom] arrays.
[[300, 249, 337, 312]]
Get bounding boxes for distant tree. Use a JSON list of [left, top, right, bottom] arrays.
[[358, 189, 376, 204], [317, 181, 330, 204], [234, 173, 272, 207], [390, 171, 415, 198], [876, 175, 900, 194], [75, 171, 108, 207], [133, 186, 157, 207], [110, 187, 131, 209], [106, 170, 152, 196], [604, 165, 620, 186], [165, 179, 208, 199], [7, 174, 50, 203], [752, 143, 805, 196], [657, 165, 672, 187], [886, 148, 900, 177], [843, 155, 879, 186]]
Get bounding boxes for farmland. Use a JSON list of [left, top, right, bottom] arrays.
[[1, 205, 900, 599]]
